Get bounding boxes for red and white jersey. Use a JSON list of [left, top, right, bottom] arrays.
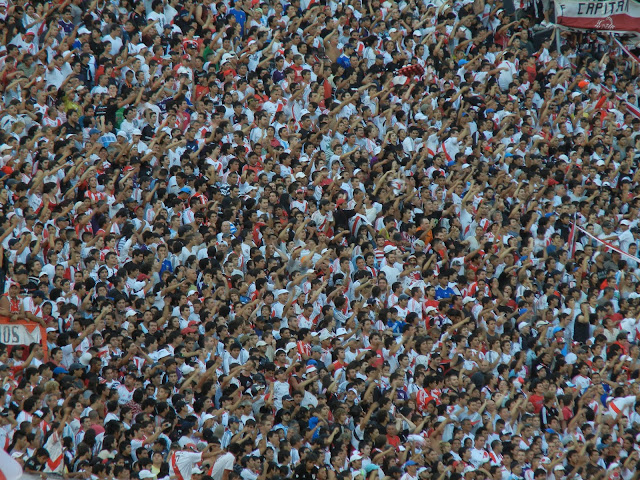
[[488, 450, 503, 467], [311, 210, 333, 233], [23, 296, 42, 318], [116, 384, 135, 405], [606, 395, 636, 418], [415, 388, 436, 413], [182, 208, 195, 225], [407, 298, 422, 316], [169, 450, 203, 480], [470, 448, 491, 468], [387, 293, 399, 308], [297, 314, 316, 330], [290, 199, 308, 213], [395, 306, 409, 320], [84, 190, 106, 203], [262, 99, 287, 121], [42, 116, 63, 128], [296, 341, 311, 358]]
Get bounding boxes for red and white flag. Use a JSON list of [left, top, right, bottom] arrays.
[[44, 430, 65, 474], [393, 64, 425, 86], [567, 216, 577, 258], [0, 448, 24, 480]]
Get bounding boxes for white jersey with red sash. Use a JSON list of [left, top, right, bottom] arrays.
[[606, 395, 636, 418], [170, 450, 203, 480]]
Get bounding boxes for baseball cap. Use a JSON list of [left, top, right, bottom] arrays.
[[350, 452, 363, 462]]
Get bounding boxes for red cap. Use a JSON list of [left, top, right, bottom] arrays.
[[336, 198, 346, 208]]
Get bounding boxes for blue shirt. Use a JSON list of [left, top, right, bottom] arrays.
[[229, 9, 247, 35], [99, 133, 117, 148], [435, 285, 456, 300], [387, 319, 405, 335], [337, 54, 351, 69]]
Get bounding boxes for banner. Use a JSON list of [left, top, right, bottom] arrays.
[[0, 321, 42, 346], [43, 431, 64, 474], [0, 317, 48, 360], [555, 0, 640, 33], [573, 224, 640, 264], [0, 447, 23, 480], [612, 36, 640, 64]]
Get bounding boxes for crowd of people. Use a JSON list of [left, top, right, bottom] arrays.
[[1, 0, 640, 479]]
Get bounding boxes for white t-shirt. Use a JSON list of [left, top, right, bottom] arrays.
[[210, 452, 235, 480], [272, 380, 290, 410]]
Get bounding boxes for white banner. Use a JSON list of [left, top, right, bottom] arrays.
[[0, 447, 24, 480], [44, 431, 64, 474], [555, 0, 640, 33], [0, 322, 42, 345], [574, 224, 640, 264]]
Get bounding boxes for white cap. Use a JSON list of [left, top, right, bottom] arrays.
[[79, 352, 93, 366], [221, 53, 236, 63], [201, 413, 215, 423], [383, 245, 397, 253], [318, 329, 332, 341]]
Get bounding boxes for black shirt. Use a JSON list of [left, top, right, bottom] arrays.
[[333, 208, 354, 232], [293, 464, 318, 480], [24, 456, 46, 472]]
